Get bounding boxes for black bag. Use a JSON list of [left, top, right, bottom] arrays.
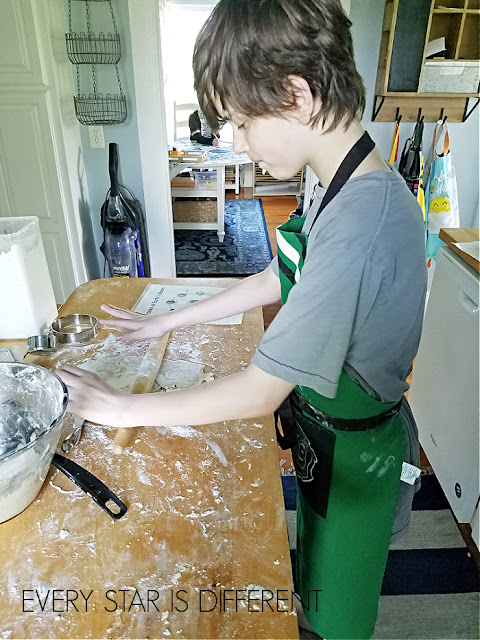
[[399, 116, 424, 194]]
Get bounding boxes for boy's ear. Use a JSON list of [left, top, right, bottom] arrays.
[[286, 75, 315, 125]]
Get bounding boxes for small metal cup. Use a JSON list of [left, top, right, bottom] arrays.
[[26, 334, 57, 353], [51, 314, 98, 344]]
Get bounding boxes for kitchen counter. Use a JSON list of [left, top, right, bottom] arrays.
[[0, 278, 298, 639], [439, 227, 479, 273]]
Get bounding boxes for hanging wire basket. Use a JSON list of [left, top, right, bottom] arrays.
[[66, 32, 121, 64], [74, 93, 127, 125], [68, 0, 127, 126]]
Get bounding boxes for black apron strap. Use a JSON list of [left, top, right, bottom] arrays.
[[274, 396, 297, 450], [308, 131, 376, 233]]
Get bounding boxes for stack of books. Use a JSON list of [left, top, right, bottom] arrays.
[[225, 168, 236, 183], [168, 149, 207, 163]]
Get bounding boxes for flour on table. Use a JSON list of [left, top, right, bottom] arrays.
[[154, 359, 214, 390], [64, 332, 214, 393], [156, 425, 228, 466], [204, 439, 228, 467], [54, 333, 151, 368], [156, 425, 199, 439], [79, 355, 145, 392]]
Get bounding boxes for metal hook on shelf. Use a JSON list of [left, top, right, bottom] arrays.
[[372, 96, 385, 121], [462, 97, 479, 123]]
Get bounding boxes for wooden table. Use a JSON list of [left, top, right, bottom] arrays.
[[0, 278, 298, 639], [439, 227, 479, 273]]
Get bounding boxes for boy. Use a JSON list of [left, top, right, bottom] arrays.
[[58, 1, 427, 637]]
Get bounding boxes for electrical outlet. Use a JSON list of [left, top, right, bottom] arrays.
[[89, 125, 105, 149]]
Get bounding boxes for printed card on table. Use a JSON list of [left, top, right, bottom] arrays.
[[133, 284, 244, 325]]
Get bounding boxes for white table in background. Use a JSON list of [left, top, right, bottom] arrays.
[[169, 140, 252, 242]]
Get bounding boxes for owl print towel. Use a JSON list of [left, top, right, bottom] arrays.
[[425, 121, 459, 260]]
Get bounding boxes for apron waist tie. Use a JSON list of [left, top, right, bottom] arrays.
[[275, 390, 402, 450], [291, 390, 402, 432]]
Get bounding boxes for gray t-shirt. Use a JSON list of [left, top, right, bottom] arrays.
[[252, 167, 427, 540], [252, 168, 427, 403]]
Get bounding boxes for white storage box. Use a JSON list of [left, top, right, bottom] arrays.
[[0, 217, 57, 338], [194, 170, 217, 190], [420, 61, 480, 94]]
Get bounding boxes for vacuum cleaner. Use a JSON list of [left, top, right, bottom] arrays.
[[100, 143, 151, 278]]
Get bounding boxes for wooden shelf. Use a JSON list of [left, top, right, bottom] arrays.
[[374, 0, 479, 121], [433, 8, 466, 13], [459, 13, 479, 57], [372, 93, 479, 122], [253, 165, 303, 197], [379, 90, 479, 96], [433, 0, 467, 9]]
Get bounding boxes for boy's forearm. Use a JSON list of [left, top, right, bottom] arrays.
[[125, 364, 294, 428], [164, 265, 281, 331]]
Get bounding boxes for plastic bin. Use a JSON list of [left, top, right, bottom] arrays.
[[420, 61, 480, 94], [0, 217, 57, 338], [194, 170, 217, 190]]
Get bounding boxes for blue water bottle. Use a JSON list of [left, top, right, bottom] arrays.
[[104, 222, 138, 277]]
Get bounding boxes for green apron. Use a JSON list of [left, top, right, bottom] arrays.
[[276, 133, 405, 639]]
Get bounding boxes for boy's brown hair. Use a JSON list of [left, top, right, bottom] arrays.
[[193, 0, 365, 132]]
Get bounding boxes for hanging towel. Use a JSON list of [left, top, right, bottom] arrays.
[[424, 120, 459, 260]]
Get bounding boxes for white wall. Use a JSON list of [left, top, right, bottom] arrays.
[[351, 0, 479, 227], [65, 0, 145, 276]]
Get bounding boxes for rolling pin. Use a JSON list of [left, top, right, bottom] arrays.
[[113, 332, 170, 454]]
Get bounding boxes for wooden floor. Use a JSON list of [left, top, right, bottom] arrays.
[[227, 188, 480, 565]]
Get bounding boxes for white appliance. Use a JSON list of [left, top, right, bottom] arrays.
[[409, 247, 479, 534]]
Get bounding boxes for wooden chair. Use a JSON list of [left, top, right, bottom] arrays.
[[173, 101, 199, 140]]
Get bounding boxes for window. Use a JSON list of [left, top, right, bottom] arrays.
[[163, 1, 217, 142]]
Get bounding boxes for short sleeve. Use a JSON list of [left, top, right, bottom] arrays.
[[270, 256, 279, 276], [251, 244, 374, 398]]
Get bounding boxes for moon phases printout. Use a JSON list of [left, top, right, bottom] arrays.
[[133, 284, 244, 325]]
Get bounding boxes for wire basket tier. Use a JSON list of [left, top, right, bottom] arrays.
[[74, 93, 127, 125], [66, 32, 120, 64]]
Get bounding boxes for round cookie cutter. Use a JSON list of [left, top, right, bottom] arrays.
[[26, 334, 57, 353], [27, 314, 99, 354], [51, 314, 99, 345]]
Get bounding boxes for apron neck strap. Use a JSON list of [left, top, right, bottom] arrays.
[[309, 131, 376, 233]]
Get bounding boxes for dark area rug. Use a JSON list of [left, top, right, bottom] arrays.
[[283, 472, 479, 639], [174, 198, 273, 276]]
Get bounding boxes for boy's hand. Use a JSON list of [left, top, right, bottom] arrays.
[[57, 364, 134, 428], [100, 304, 172, 341]]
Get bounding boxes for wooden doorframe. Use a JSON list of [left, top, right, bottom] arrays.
[[127, 0, 176, 277]]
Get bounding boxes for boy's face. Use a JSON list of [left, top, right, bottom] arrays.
[[227, 111, 310, 180]]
